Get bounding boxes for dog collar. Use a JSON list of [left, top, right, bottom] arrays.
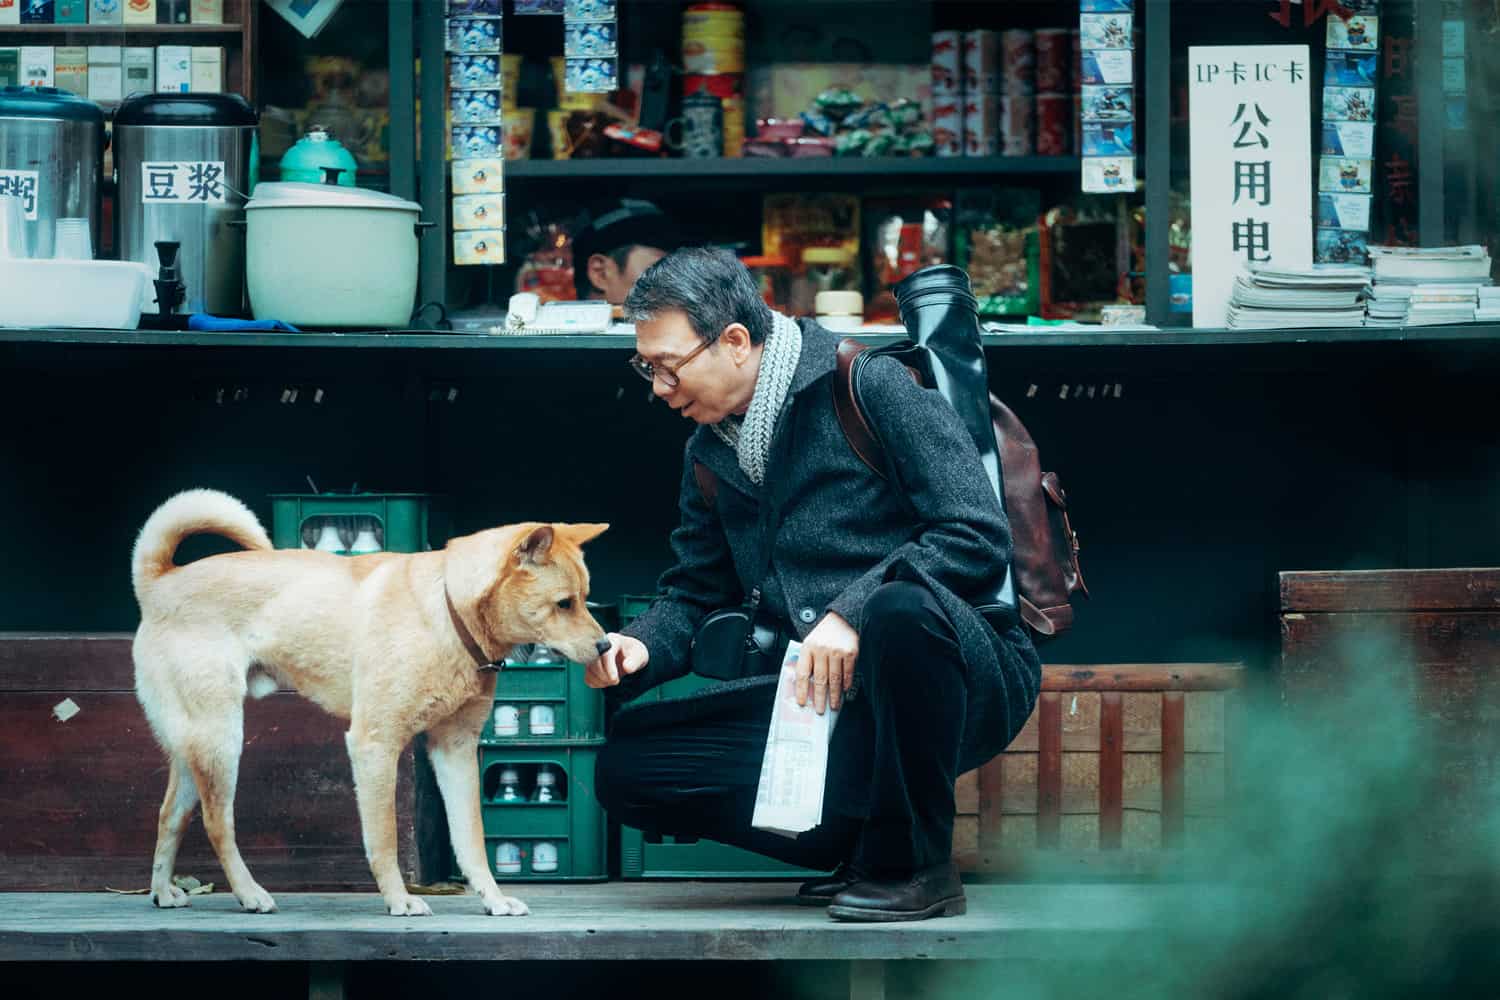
[[445, 586, 500, 673]]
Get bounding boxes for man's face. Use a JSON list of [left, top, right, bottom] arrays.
[[591, 244, 668, 305], [633, 308, 756, 425]]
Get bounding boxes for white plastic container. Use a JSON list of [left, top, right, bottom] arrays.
[[531, 841, 559, 873], [244, 181, 425, 329], [0, 258, 153, 329], [814, 289, 866, 333]]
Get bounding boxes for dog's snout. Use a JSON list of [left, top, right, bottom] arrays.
[[594, 637, 612, 658]]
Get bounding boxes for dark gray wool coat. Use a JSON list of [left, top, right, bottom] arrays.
[[619, 320, 1042, 809]]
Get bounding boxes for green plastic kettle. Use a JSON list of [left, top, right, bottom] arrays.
[[278, 126, 358, 186]]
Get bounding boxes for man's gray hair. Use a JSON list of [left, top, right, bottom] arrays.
[[623, 247, 773, 346]]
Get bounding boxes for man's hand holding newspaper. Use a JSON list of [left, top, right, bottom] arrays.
[[752, 640, 841, 837]]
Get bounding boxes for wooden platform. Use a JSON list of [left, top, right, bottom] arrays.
[[0, 883, 1244, 997]]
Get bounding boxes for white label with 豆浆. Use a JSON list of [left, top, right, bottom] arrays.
[[141, 161, 227, 204]]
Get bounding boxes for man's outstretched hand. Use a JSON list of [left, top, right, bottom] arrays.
[[585, 633, 649, 688]]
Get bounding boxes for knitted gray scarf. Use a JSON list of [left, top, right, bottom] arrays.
[[711, 311, 802, 486]]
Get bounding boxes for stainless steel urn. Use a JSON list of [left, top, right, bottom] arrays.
[[112, 93, 259, 315], [0, 85, 106, 260]]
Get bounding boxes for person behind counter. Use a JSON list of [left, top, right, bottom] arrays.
[[572, 198, 684, 305]]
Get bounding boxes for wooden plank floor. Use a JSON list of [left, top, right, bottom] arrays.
[[0, 883, 1243, 963]]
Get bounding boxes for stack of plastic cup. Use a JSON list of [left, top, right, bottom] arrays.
[[53, 218, 93, 261], [0, 195, 28, 259]]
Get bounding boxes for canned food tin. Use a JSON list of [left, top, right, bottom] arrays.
[[963, 93, 999, 156], [931, 30, 962, 96], [962, 30, 999, 96], [1035, 28, 1070, 93], [1002, 30, 1035, 98], [1001, 95, 1034, 156], [1036, 93, 1070, 155]]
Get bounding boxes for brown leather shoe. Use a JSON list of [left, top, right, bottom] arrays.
[[794, 862, 865, 907], [826, 862, 967, 922]]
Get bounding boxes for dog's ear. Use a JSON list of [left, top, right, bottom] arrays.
[[563, 522, 609, 546], [514, 524, 554, 566]]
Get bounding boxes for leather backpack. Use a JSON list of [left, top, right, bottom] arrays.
[[833, 337, 1087, 639]]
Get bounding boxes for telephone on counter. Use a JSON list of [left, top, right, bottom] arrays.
[[504, 293, 616, 335]]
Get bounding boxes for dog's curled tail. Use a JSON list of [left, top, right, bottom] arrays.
[[131, 489, 273, 605]]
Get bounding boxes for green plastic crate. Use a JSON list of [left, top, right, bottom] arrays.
[[618, 825, 827, 880], [461, 744, 607, 882], [618, 593, 658, 627], [269, 492, 441, 554], [635, 671, 720, 702], [615, 675, 824, 879], [484, 659, 603, 742]]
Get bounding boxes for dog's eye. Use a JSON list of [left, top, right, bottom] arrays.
[[556, 598, 573, 611]]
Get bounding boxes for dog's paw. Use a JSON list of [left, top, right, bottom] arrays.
[[387, 894, 434, 917], [482, 891, 529, 917], [237, 885, 278, 914], [151, 884, 191, 908]]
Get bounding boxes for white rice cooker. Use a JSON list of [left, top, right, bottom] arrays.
[[244, 177, 428, 328]]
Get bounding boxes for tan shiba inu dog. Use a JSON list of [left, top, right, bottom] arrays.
[[130, 490, 609, 917]]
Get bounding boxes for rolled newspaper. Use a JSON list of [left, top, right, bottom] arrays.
[[752, 641, 841, 837]]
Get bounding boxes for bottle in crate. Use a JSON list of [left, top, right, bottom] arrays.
[[269, 492, 442, 556], [496, 766, 525, 803], [532, 841, 559, 873], [528, 704, 556, 736], [495, 841, 523, 874], [531, 764, 561, 803]]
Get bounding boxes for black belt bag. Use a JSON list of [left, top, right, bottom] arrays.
[[690, 602, 791, 682], [692, 412, 797, 683]]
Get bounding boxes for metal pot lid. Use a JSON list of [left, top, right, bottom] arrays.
[[245, 182, 422, 213], [113, 93, 258, 128], [0, 85, 106, 123]]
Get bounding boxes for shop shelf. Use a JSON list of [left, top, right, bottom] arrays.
[[505, 155, 1083, 181]]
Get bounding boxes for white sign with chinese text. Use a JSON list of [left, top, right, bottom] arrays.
[[1189, 45, 1312, 328], [0, 170, 40, 221], [140, 161, 228, 205]]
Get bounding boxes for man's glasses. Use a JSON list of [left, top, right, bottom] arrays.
[[628, 337, 712, 389]]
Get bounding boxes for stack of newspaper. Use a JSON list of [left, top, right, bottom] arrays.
[[1406, 285, 1480, 326], [1478, 288, 1500, 322], [1367, 244, 1491, 283], [1365, 245, 1493, 327], [1224, 264, 1370, 329], [1365, 284, 1414, 327], [752, 641, 841, 837]]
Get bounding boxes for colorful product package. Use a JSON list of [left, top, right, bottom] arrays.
[[862, 195, 952, 323], [955, 188, 1041, 317]]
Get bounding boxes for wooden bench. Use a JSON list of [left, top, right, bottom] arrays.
[[0, 633, 420, 892], [958, 662, 1244, 876], [0, 882, 1247, 999], [0, 635, 1247, 996], [0, 634, 1242, 890]]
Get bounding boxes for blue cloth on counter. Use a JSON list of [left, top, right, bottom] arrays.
[[188, 314, 301, 333]]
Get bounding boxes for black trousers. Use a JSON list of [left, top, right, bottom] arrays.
[[594, 580, 968, 875]]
